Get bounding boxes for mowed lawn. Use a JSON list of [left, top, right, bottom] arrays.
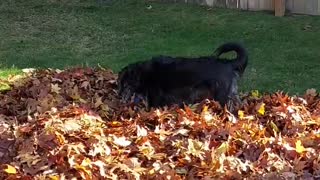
[[0, 0, 319, 94]]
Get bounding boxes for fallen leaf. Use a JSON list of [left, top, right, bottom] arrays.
[[3, 164, 17, 174], [257, 103, 265, 115], [295, 140, 306, 153], [51, 83, 61, 94], [251, 90, 260, 98], [113, 136, 131, 147], [306, 88, 317, 96], [238, 110, 244, 119]]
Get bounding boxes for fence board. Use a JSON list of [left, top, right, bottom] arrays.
[[275, 0, 286, 16], [319, 0, 320, 14], [157, 0, 320, 15], [213, 0, 227, 7], [293, 0, 306, 14], [226, 0, 238, 9], [313, 0, 318, 15], [259, 0, 272, 10], [240, 0, 248, 10], [308, 0, 318, 15], [286, 0, 293, 12], [205, 0, 214, 6], [248, 0, 259, 10], [305, 0, 313, 14]]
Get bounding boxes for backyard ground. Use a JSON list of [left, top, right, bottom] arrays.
[[1, 1, 320, 179], [0, 0, 319, 94]]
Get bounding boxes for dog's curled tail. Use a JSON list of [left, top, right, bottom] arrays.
[[214, 42, 248, 76]]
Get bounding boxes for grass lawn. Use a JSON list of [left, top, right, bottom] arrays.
[[0, 0, 319, 94]]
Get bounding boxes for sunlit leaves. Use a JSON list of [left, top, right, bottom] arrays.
[[113, 136, 132, 147], [0, 67, 320, 179], [186, 139, 207, 160]]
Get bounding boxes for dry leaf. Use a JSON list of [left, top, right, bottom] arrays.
[[295, 140, 306, 153], [3, 164, 17, 174]]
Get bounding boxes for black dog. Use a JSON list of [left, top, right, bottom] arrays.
[[117, 42, 248, 111]]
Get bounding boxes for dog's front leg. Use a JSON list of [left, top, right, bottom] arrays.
[[226, 79, 242, 113]]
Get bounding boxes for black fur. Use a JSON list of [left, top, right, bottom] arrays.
[[117, 42, 248, 110]]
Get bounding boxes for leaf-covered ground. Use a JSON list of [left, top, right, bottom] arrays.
[[0, 67, 320, 179]]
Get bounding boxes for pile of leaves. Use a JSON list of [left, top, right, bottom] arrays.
[[0, 67, 320, 179]]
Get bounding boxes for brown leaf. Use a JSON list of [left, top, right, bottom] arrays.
[[1, 66, 320, 179]]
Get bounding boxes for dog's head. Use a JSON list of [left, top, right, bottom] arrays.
[[117, 66, 139, 102], [117, 61, 151, 103]]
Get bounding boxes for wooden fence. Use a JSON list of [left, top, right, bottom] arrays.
[[159, 0, 320, 15]]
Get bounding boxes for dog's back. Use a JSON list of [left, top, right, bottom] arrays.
[[145, 42, 248, 90], [145, 55, 237, 90], [117, 42, 249, 109]]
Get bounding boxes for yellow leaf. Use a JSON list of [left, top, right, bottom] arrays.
[[55, 131, 66, 144], [257, 103, 265, 115], [49, 175, 60, 180], [111, 121, 122, 126], [3, 164, 17, 174], [295, 140, 306, 153], [81, 158, 92, 166], [215, 142, 229, 155], [238, 110, 244, 119], [0, 82, 11, 91], [149, 168, 156, 175], [202, 105, 208, 113], [74, 164, 92, 178], [251, 90, 260, 98]]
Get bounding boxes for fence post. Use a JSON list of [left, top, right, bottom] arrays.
[[274, 0, 286, 16]]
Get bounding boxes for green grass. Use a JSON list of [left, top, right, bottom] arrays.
[[0, 0, 319, 94]]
